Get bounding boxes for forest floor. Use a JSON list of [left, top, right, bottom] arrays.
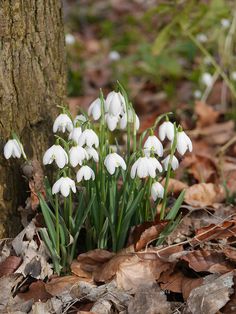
[[1, 1, 236, 313]]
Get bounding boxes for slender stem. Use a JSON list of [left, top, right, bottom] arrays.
[[187, 31, 236, 99], [55, 195, 60, 255], [69, 192, 72, 233]]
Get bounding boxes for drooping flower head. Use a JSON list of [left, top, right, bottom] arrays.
[[69, 146, 88, 167], [78, 129, 99, 148], [76, 166, 95, 182], [176, 131, 192, 155], [104, 153, 126, 175], [43, 145, 68, 169], [162, 155, 179, 171], [159, 121, 175, 141], [131, 156, 162, 179], [88, 98, 102, 120], [68, 127, 82, 144], [52, 177, 76, 197], [4, 139, 22, 159], [53, 113, 73, 133], [151, 182, 164, 201], [144, 135, 163, 157]]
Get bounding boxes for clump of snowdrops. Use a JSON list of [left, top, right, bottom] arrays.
[[4, 83, 192, 274]]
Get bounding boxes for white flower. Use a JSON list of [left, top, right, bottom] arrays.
[[105, 91, 125, 115], [231, 72, 236, 81], [106, 114, 119, 131], [52, 177, 76, 197], [88, 98, 101, 120], [221, 19, 230, 29], [194, 90, 202, 99], [69, 127, 82, 144], [109, 51, 121, 61], [201, 73, 213, 87], [4, 139, 22, 159], [65, 34, 75, 45], [104, 153, 126, 175], [196, 33, 207, 43], [176, 131, 193, 155], [76, 166, 95, 182], [151, 182, 164, 201], [43, 145, 68, 168], [144, 135, 163, 157], [162, 155, 179, 171], [74, 114, 86, 125], [85, 147, 99, 162], [69, 146, 88, 167], [120, 110, 140, 130], [159, 121, 175, 141], [131, 157, 162, 179], [53, 114, 73, 133], [78, 129, 99, 148]]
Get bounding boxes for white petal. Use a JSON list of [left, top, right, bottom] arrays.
[[43, 146, 54, 165], [119, 114, 127, 129], [52, 178, 63, 195], [104, 156, 115, 175], [106, 114, 119, 131], [4, 140, 14, 159], [86, 147, 99, 162], [60, 180, 70, 197], [131, 159, 139, 179]]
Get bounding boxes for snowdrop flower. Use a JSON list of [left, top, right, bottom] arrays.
[[144, 135, 163, 157], [231, 72, 236, 81], [162, 155, 179, 171], [43, 145, 68, 168], [65, 34, 75, 45], [69, 146, 88, 167], [85, 147, 99, 162], [120, 110, 140, 131], [104, 153, 126, 175], [74, 114, 86, 125], [88, 98, 101, 120], [76, 166, 95, 182], [159, 121, 175, 141], [53, 114, 73, 133], [52, 177, 76, 197], [4, 139, 22, 159], [194, 90, 202, 99], [151, 182, 164, 201], [78, 129, 99, 148], [106, 114, 119, 131], [201, 73, 213, 87], [131, 157, 162, 179], [196, 33, 207, 43], [108, 50, 121, 61], [69, 127, 82, 144], [221, 19, 230, 29], [176, 131, 193, 155], [105, 91, 125, 115]]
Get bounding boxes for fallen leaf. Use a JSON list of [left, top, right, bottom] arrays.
[[17, 280, 51, 302], [77, 249, 115, 273], [161, 178, 188, 195], [45, 275, 81, 297], [128, 283, 171, 314], [132, 220, 169, 251], [195, 101, 220, 128], [223, 247, 236, 262], [186, 272, 234, 314], [0, 256, 22, 277], [184, 183, 225, 207], [180, 249, 233, 273], [71, 260, 93, 280]]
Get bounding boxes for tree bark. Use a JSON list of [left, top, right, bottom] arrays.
[[0, 0, 66, 237]]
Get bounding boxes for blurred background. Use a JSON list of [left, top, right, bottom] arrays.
[[63, 0, 236, 129]]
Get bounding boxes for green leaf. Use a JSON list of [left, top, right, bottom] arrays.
[[39, 194, 56, 248], [165, 190, 185, 220], [152, 23, 173, 56]]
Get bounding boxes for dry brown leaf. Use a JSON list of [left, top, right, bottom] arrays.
[[128, 283, 172, 314], [195, 101, 220, 128], [184, 183, 225, 207], [223, 247, 236, 262], [45, 275, 81, 297], [186, 272, 234, 314], [183, 153, 217, 182], [0, 256, 22, 277], [180, 250, 233, 273], [132, 220, 169, 251], [77, 249, 115, 273], [71, 260, 93, 280], [18, 280, 51, 302], [192, 219, 236, 244], [161, 178, 188, 195]]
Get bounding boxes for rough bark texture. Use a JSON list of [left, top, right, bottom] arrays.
[[0, 0, 66, 237]]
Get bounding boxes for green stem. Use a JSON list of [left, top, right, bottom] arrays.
[[187, 31, 236, 99], [55, 195, 60, 255]]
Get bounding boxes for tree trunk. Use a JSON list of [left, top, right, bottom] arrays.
[[0, 0, 66, 237]]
